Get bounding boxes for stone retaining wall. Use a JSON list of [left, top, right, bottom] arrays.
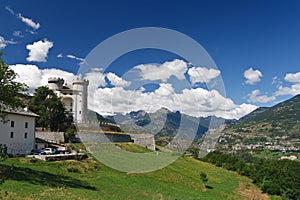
[[35, 131, 65, 144]]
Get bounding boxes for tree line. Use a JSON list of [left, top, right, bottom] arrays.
[[201, 151, 300, 199]]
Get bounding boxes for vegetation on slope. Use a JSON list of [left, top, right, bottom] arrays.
[[219, 94, 300, 153], [0, 144, 268, 200], [202, 151, 300, 199], [229, 94, 300, 139]]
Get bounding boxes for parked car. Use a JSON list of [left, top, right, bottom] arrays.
[[43, 148, 55, 155], [54, 148, 68, 154], [30, 149, 46, 155]]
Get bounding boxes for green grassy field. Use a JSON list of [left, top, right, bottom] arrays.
[[0, 144, 268, 200], [253, 150, 300, 160]]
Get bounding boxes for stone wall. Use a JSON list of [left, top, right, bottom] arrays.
[[77, 132, 132, 143], [77, 132, 155, 150], [130, 134, 156, 150], [35, 131, 65, 144]]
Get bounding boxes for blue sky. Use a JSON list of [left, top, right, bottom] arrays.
[[1, 0, 300, 119]]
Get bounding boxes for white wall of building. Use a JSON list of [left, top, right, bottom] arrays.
[[47, 77, 89, 123], [0, 113, 36, 154]]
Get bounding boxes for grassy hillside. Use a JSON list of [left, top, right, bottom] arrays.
[[0, 144, 268, 200]]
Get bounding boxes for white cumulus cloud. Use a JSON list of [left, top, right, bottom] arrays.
[[134, 59, 188, 82], [284, 72, 300, 83], [106, 72, 131, 87], [275, 84, 300, 96], [9, 64, 76, 93], [244, 67, 263, 85], [249, 90, 276, 103], [9, 60, 257, 120], [273, 71, 300, 96], [187, 67, 221, 84], [89, 83, 256, 120], [26, 39, 53, 62]]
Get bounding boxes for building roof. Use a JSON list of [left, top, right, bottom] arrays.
[[35, 137, 50, 144], [1, 104, 39, 118]]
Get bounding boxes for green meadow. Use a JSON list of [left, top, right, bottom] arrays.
[[0, 144, 268, 200]]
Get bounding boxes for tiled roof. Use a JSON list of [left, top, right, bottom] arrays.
[[1, 105, 39, 117]]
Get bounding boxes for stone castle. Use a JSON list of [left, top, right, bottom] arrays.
[[47, 77, 89, 123], [47, 77, 156, 150]]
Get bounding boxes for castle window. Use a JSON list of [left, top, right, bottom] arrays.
[[79, 111, 81, 114], [10, 132, 14, 138], [24, 132, 27, 139], [11, 121, 14, 127], [25, 122, 28, 128]]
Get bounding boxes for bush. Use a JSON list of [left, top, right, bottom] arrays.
[[67, 166, 81, 173], [64, 128, 76, 142], [0, 144, 7, 161]]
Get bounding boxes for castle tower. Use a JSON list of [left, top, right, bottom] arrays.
[[47, 77, 64, 95], [72, 78, 89, 123]]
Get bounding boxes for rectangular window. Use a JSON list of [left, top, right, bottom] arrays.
[[24, 132, 27, 138], [10, 132, 14, 138], [25, 122, 28, 128], [11, 121, 14, 127], [79, 111, 81, 114]]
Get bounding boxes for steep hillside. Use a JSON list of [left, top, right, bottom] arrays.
[[236, 94, 300, 131], [219, 94, 300, 153]]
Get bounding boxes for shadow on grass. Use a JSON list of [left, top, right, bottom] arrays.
[[205, 185, 213, 189], [0, 164, 96, 190]]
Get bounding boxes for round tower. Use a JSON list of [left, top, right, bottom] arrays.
[[72, 78, 89, 123], [48, 77, 64, 91]]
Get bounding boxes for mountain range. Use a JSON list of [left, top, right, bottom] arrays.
[[86, 94, 300, 150], [92, 108, 231, 146]]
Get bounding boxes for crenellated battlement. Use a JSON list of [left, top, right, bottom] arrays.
[[48, 77, 65, 84], [72, 77, 89, 85]]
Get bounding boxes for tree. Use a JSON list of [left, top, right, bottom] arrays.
[[0, 144, 7, 161], [29, 86, 66, 131], [200, 172, 208, 187], [0, 144, 7, 185], [0, 52, 28, 121], [64, 127, 77, 142]]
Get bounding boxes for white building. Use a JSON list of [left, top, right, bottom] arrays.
[[47, 77, 89, 123], [0, 107, 38, 154]]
